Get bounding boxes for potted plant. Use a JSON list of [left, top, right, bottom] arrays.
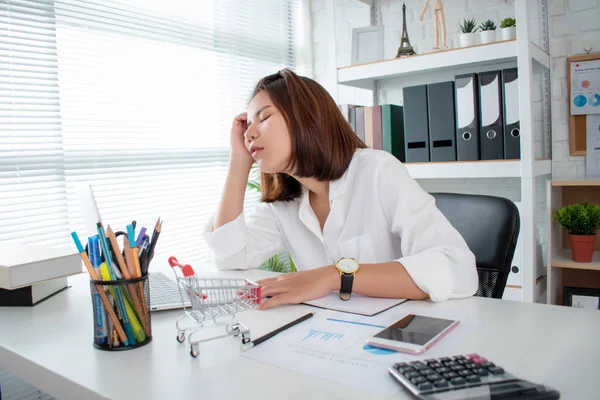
[[479, 19, 497, 44], [553, 202, 600, 263], [500, 17, 516, 40], [459, 18, 478, 48]]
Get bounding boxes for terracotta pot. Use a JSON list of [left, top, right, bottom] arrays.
[[569, 234, 596, 262]]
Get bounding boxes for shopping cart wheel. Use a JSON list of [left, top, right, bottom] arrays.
[[177, 331, 185, 343], [190, 344, 199, 358], [242, 334, 250, 344]]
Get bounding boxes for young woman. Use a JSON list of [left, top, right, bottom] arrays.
[[204, 69, 478, 310]]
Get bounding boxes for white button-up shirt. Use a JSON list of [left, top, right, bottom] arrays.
[[203, 148, 478, 302]]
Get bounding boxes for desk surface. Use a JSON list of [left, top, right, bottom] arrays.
[[1, 264, 600, 400]]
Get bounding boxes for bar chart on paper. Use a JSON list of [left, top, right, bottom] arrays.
[[242, 312, 407, 397], [302, 329, 344, 342]]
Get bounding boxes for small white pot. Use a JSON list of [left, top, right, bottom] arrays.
[[459, 33, 477, 48], [501, 26, 516, 40], [480, 30, 496, 44]]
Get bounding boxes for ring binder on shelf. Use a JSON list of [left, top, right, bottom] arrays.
[[502, 68, 521, 159], [454, 73, 480, 161], [478, 70, 504, 160]]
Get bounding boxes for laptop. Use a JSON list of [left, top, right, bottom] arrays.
[[148, 272, 190, 311]]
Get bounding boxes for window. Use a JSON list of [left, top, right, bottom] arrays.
[[0, 0, 310, 265]]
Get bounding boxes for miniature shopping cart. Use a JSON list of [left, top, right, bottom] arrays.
[[168, 256, 261, 358]]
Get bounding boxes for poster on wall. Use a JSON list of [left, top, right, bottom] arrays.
[[585, 114, 600, 178], [570, 59, 600, 115]]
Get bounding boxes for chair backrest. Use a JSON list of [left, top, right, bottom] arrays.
[[430, 192, 520, 299]]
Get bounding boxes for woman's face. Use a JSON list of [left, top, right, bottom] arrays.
[[245, 91, 292, 174]]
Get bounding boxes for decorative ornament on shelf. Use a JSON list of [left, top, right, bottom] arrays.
[[500, 17, 516, 40], [396, 3, 416, 57], [553, 202, 600, 263], [459, 18, 478, 48], [419, 0, 447, 50], [479, 19, 497, 44]]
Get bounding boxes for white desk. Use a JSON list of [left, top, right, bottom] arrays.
[[1, 265, 600, 400]]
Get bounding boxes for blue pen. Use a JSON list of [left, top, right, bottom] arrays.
[[96, 223, 135, 345], [88, 236, 107, 346]]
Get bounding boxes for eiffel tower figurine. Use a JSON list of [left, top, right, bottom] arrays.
[[396, 3, 416, 57]]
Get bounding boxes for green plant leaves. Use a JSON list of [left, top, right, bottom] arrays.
[[553, 202, 600, 235], [500, 17, 516, 28], [460, 18, 478, 33], [479, 19, 496, 31]]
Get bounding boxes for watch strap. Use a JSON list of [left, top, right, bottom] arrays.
[[339, 272, 354, 301]]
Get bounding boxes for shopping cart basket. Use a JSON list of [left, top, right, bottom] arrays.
[[168, 256, 261, 357]]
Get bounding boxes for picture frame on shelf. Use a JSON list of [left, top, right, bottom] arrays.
[[564, 286, 600, 309], [351, 26, 384, 65]]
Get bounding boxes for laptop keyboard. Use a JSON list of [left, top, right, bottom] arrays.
[[149, 272, 189, 309]]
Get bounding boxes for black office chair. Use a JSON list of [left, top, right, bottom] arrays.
[[431, 192, 520, 299]]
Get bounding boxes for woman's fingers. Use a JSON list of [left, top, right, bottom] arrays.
[[258, 292, 299, 310], [260, 283, 290, 298]]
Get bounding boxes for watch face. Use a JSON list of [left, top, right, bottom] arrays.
[[337, 258, 359, 274]]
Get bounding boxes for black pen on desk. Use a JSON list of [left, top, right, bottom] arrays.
[[244, 312, 314, 349]]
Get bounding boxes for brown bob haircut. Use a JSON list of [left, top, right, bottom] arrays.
[[251, 68, 366, 203]]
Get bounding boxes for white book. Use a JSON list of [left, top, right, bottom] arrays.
[[0, 241, 82, 290], [0, 276, 69, 306]]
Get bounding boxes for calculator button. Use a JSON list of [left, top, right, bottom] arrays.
[[409, 361, 428, 370], [411, 376, 427, 385], [426, 374, 443, 382], [489, 367, 505, 375], [466, 375, 481, 383], [450, 365, 465, 371], [452, 355, 466, 361], [480, 362, 495, 368], [395, 363, 408, 369], [444, 361, 458, 367], [450, 377, 467, 386], [457, 358, 469, 365], [399, 366, 415, 374], [465, 354, 480, 360], [466, 362, 477, 369], [430, 362, 444, 369], [434, 380, 449, 388], [405, 371, 421, 379], [476, 368, 489, 376], [419, 368, 435, 375], [436, 367, 450, 374], [458, 370, 472, 376], [439, 357, 452, 362], [425, 359, 437, 364], [442, 372, 459, 379], [417, 382, 434, 391]]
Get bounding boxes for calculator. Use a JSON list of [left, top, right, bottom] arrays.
[[388, 353, 560, 399]]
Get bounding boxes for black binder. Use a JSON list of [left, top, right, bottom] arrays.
[[502, 68, 521, 159], [454, 73, 480, 161], [478, 70, 504, 160], [427, 81, 456, 162], [402, 84, 430, 162]]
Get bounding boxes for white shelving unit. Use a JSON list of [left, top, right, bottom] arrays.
[[324, 0, 553, 303], [547, 180, 600, 306]]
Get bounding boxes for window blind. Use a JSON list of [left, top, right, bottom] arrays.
[[0, 0, 307, 266]]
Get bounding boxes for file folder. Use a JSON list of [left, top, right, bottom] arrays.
[[454, 73, 480, 161], [502, 68, 521, 159], [402, 85, 430, 162], [381, 104, 406, 162], [427, 81, 456, 162], [478, 70, 504, 160]]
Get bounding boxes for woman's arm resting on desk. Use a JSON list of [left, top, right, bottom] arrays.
[[257, 261, 427, 310]]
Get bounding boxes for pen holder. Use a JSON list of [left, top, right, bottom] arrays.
[[90, 275, 152, 351]]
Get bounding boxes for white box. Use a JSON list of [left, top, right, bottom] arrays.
[[0, 242, 82, 290]]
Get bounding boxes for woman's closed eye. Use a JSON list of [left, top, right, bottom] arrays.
[[260, 114, 271, 123]]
